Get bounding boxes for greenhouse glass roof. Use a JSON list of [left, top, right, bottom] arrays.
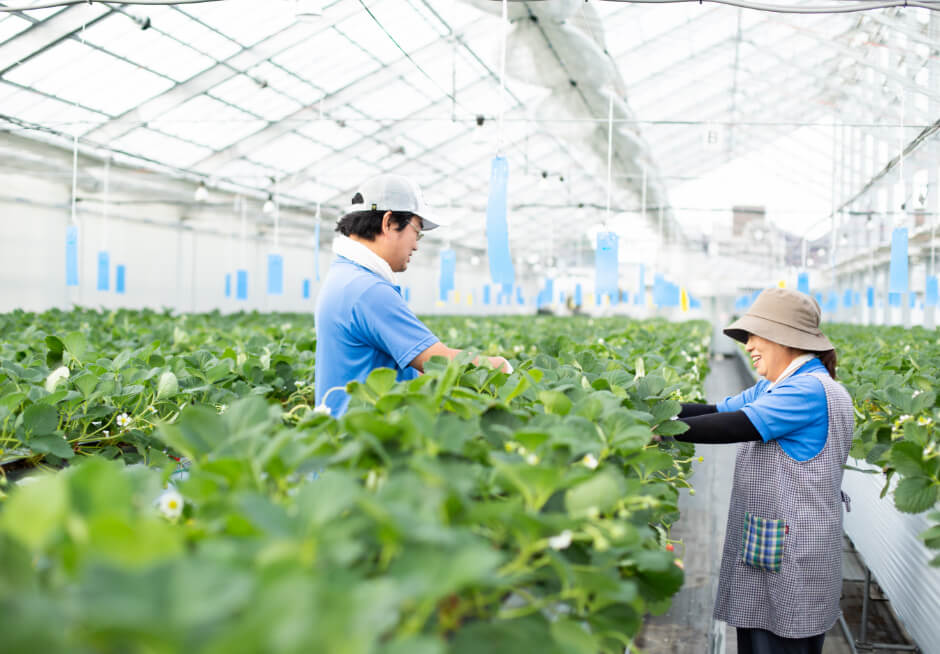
[[1, 0, 938, 269]]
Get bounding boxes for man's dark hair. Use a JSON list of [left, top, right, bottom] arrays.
[[335, 192, 413, 240]]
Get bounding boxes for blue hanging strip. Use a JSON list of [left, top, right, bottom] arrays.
[[439, 249, 456, 301], [888, 292, 901, 307], [867, 287, 875, 308], [888, 227, 909, 293], [926, 277, 938, 306], [483, 285, 491, 305], [65, 226, 79, 287], [115, 265, 125, 294], [486, 157, 515, 287], [267, 254, 284, 295], [302, 278, 311, 299], [797, 272, 810, 294], [595, 232, 619, 298], [516, 286, 524, 305], [909, 292, 916, 308], [97, 251, 110, 291], [314, 222, 321, 282], [225, 273, 232, 298], [236, 269, 248, 300], [574, 283, 583, 306], [843, 289, 852, 308]]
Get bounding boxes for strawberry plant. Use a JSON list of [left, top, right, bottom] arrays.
[[0, 309, 710, 652], [825, 324, 940, 564]]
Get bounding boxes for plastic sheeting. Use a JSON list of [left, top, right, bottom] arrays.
[[843, 465, 940, 652]]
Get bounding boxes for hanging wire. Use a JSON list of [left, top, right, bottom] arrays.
[[0, 0, 223, 11], [496, 0, 509, 156]]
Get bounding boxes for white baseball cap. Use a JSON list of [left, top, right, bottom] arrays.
[[343, 174, 439, 231]]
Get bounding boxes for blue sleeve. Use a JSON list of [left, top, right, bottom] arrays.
[[351, 283, 439, 370], [717, 380, 768, 413], [739, 375, 827, 443]]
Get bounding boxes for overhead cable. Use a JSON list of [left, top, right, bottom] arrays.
[[609, 0, 940, 14], [0, 0, 222, 10]]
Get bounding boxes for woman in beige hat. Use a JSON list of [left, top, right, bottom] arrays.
[[671, 288, 854, 654]]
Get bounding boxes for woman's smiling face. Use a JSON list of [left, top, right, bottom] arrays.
[[745, 333, 799, 382]]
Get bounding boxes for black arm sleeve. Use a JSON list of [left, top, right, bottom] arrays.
[[679, 403, 718, 418], [675, 410, 762, 444]]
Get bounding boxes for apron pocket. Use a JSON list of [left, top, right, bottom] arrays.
[[741, 512, 787, 572]]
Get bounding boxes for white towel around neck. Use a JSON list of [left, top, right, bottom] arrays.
[[332, 234, 397, 285], [768, 352, 817, 388]]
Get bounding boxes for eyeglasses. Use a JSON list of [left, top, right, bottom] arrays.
[[406, 220, 424, 241]]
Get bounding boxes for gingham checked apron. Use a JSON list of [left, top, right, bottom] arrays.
[[713, 372, 854, 638]]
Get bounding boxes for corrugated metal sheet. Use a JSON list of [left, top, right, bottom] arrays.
[[842, 465, 940, 652]]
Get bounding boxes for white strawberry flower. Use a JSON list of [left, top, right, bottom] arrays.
[[116, 413, 131, 428], [582, 453, 599, 470], [313, 404, 331, 416], [548, 530, 573, 550], [44, 366, 70, 393], [526, 453, 539, 465], [157, 489, 184, 521]]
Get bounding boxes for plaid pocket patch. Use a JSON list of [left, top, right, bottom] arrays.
[[741, 512, 786, 572]]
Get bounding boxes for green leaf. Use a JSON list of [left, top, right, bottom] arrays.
[[550, 618, 598, 654], [654, 420, 689, 437], [538, 390, 572, 416], [365, 367, 398, 396], [565, 469, 626, 517], [651, 399, 681, 424], [29, 434, 74, 459], [1, 473, 68, 550], [894, 476, 939, 514], [890, 441, 928, 478], [156, 371, 179, 400], [23, 403, 58, 435], [62, 331, 89, 364]]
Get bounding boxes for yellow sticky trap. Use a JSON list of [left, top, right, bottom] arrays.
[[680, 288, 689, 312], [778, 280, 786, 288], [436, 300, 445, 307], [603, 294, 611, 306], [454, 291, 461, 304], [467, 294, 473, 306], [586, 293, 594, 306]]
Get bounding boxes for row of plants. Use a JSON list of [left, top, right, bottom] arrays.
[[0, 309, 711, 653], [823, 324, 940, 565]]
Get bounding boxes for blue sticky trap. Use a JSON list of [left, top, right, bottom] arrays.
[[486, 157, 515, 287], [926, 277, 938, 306], [115, 265, 125, 294], [909, 292, 916, 308], [843, 289, 852, 308], [690, 295, 702, 309], [97, 251, 110, 291], [65, 225, 79, 286], [559, 291, 566, 304], [302, 278, 310, 299], [620, 290, 628, 303], [797, 272, 810, 294], [574, 284, 583, 306], [314, 222, 321, 282], [516, 286, 524, 305], [866, 287, 874, 308], [267, 254, 284, 295], [225, 273, 232, 298], [483, 285, 491, 305], [439, 249, 456, 301], [889, 292, 901, 307], [236, 269, 248, 300], [595, 232, 619, 298], [889, 228, 909, 293]]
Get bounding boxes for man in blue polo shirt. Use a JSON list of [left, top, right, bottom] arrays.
[[315, 174, 511, 416]]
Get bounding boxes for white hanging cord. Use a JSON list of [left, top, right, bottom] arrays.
[[240, 195, 247, 265], [496, 0, 509, 156], [274, 177, 280, 250], [70, 135, 79, 226], [100, 157, 110, 250], [898, 83, 906, 227], [605, 91, 614, 228]]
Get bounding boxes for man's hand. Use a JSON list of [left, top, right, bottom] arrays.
[[410, 343, 513, 374], [482, 355, 512, 374]]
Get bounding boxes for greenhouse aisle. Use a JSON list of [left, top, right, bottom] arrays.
[[635, 354, 855, 654]]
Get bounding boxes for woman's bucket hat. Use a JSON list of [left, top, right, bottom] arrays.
[[724, 288, 834, 351]]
